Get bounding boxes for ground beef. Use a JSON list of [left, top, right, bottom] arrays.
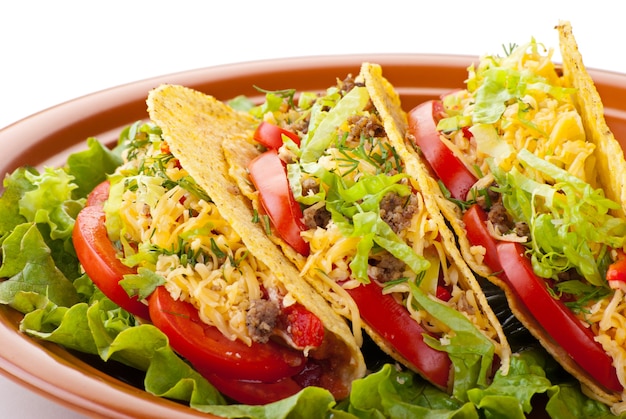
[[301, 178, 332, 229], [379, 192, 419, 234], [246, 298, 279, 343], [514, 221, 530, 238], [488, 201, 514, 234], [557, 269, 583, 282], [475, 187, 500, 210], [303, 204, 332, 229], [345, 114, 386, 144], [285, 113, 310, 135], [338, 75, 363, 95], [301, 177, 319, 196], [368, 253, 406, 282], [484, 195, 529, 239]]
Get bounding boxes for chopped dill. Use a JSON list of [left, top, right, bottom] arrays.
[[502, 43, 518, 57], [229, 250, 249, 269], [210, 238, 226, 259]]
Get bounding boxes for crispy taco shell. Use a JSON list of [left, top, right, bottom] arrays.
[[558, 21, 626, 217], [146, 84, 366, 398]]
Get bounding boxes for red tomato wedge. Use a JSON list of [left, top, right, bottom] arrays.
[[254, 121, 301, 149], [248, 149, 310, 256], [278, 303, 325, 349], [73, 204, 150, 320], [607, 250, 626, 283], [148, 286, 307, 383], [497, 242, 622, 393], [407, 100, 477, 201], [85, 179, 111, 208], [462, 204, 502, 274], [345, 281, 451, 389], [207, 373, 303, 405]]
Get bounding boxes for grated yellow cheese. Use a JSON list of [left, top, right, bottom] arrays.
[[114, 139, 287, 347], [443, 48, 597, 188], [586, 290, 626, 404]]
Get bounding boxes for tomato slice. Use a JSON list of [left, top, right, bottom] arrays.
[[248, 149, 310, 256], [345, 281, 451, 389], [462, 204, 502, 274], [254, 121, 301, 149], [497, 242, 622, 393], [407, 100, 477, 201], [607, 250, 626, 283], [148, 286, 306, 383], [73, 203, 150, 320], [85, 179, 111, 208], [207, 373, 303, 405]]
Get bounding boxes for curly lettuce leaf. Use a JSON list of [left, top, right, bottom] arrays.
[[0, 166, 37, 240], [200, 387, 352, 419], [66, 136, 123, 198], [19, 167, 84, 241], [467, 348, 620, 419], [0, 222, 80, 308], [18, 289, 226, 408], [343, 364, 478, 418]]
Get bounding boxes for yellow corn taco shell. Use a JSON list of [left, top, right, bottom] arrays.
[[558, 21, 626, 218], [146, 84, 366, 399]]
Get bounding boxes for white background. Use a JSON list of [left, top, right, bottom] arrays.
[[1, 1, 625, 417]]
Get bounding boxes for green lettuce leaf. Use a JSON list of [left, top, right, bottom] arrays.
[[467, 348, 620, 419], [19, 167, 84, 241], [18, 289, 226, 408], [409, 282, 494, 401], [0, 222, 80, 308], [343, 364, 477, 418], [199, 387, 352, 419], [66, 136, 123, 198], [300, 86, 370, 163], [0, 167, 37, 241]]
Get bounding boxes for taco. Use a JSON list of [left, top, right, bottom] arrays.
[[404, 21, 626, 411], [212, 63, 512, 398], [72, 93, 366, 405]]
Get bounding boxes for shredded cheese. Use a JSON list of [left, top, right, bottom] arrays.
[[586, 289, 626, 403], [114, 138, 286, 347]]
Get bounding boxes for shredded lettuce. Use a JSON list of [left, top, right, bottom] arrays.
[[409, 282, 495, 401], [300, 86, 370, 163], [468, 123, 514, 166], [493, 149, 626, 285], [469, 41, 576, 125]]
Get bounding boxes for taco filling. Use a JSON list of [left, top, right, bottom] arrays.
[[405, 21, 626, 411], [213, 64, 511, 399]]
